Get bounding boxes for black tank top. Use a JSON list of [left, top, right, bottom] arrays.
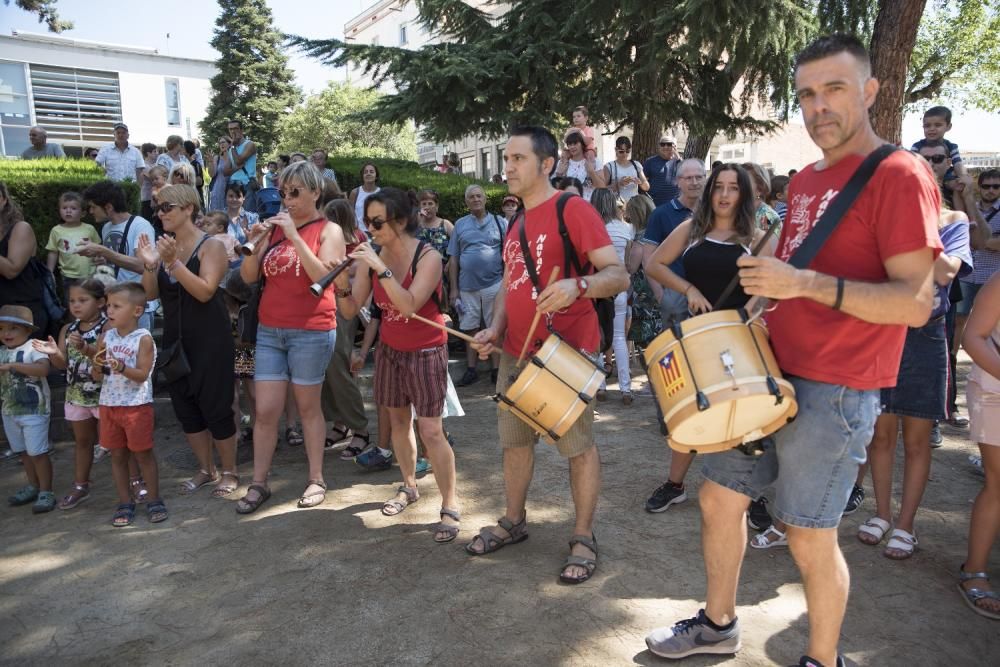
[[681, 238, 750, 310], [0, 223, 43, 309]]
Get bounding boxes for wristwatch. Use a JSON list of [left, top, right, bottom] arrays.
[[377, 268, 393, 281], [575, 277, 589, 297]]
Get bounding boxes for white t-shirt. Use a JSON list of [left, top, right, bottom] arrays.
[[605, 219, 634, 263], [354, 187, 380, 233], [564, 158, 596, 202], [99, 327, 155, 407], [603, 159, 643, 202]]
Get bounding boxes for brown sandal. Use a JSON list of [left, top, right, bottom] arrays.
[[235, 483, 271, 514]]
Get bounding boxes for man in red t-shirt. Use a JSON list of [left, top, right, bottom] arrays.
[[645, 36, 942, 666], [466, 126, 628, 584]]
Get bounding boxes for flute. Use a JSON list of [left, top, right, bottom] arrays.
[[238, 222, 273, 256], [309, 258, 356, 297]]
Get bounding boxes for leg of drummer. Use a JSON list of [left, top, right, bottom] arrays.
[[786, 526, 849, 667], [566, 446, 601, 578], [701, 480, 751, 625], [502, 446, 535, 524]]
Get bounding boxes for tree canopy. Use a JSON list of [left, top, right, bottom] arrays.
[[6, 0, 71, 32], [275, 82, 417, 161], [290, 0, 815, 160], [199, 0, 300, 154]]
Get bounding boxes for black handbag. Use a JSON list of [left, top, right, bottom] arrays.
[[155, 235, 209, 383]]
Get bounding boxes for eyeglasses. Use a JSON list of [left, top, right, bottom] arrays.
[[922, 154, 947, 164], [660, 142, 675, 147], [278, 187, 301, 200], [981, 183, 1000, 190], [364, 217, 391, 230], [157, 202, 178, 214]]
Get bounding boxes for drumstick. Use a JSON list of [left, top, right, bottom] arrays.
[[517, 266, 562, 364], [408, 313, 478, 343], [711, 219, 781, 311]]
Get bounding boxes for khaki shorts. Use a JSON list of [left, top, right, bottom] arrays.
[[496, 352, 595, 458]]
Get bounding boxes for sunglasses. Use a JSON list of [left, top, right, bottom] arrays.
[[157, 202, 178, 214], [278, 187, 302, 200], [981, 183, 1000, 190], [660, 142, 675, 147], [922, 154, 947, 164], [364, 217, 392, 231]]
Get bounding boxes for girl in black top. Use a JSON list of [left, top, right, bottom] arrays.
[[645, 163, 775, 315]]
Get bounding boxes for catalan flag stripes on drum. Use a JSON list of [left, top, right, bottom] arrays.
[[658, 351, 686, 397]]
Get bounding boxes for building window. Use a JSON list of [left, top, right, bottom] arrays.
[[28, 63, 122, 144], [399, 25, 408, 45], [0, 60, 32, 156], [460, 155, 475, 177], [164, 78, 181, 127], [481, 148, 492, 180]]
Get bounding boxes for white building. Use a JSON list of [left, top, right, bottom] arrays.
[[0, 31, 216, 157]]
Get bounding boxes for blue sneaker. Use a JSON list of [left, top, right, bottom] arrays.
[[356, 447, 393, 471], [416, 457, 432, 475]]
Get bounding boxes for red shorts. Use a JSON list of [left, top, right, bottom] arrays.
[[99, 404, 154, 452]]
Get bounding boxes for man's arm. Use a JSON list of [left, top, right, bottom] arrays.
[[229, 141, 257, 169], [737, 247, 936, 327], [448, 254, 460, 304]]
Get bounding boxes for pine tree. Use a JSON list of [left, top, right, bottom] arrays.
[[290, 0, 814, 160], [199, 0, 300, 154]]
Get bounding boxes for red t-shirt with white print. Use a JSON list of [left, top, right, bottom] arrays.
[[767, 149, 942, 390], [503, 193, 612, 356]]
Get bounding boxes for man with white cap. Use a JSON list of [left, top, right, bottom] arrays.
[[96, 123, 144, 183]]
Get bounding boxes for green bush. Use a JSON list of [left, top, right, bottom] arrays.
[[329, 156, 508, 222], [0, 158, 141, 254]]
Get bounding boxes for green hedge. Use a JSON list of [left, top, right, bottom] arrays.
[[0, 158, 141, 254], [329, 157, 508, 222]]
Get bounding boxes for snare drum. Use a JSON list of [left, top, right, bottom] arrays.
[[495, 334, 606, 444], [643, 309, 797, 454]]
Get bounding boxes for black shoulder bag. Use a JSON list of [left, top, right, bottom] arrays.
[[156, 234, 210, 384], [113, 215, 136, 279]]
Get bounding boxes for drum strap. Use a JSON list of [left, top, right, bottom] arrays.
[[786, 144, 899, 269]]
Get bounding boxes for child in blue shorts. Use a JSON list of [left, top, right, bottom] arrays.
[[0, 305, 54, 513]]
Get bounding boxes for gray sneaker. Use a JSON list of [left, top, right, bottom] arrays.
[[645, 609, 741, 659]]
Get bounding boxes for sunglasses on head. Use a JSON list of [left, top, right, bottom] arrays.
[[981, 183, 1000, 190], [157, 202, 178, 214], [922, 154, 947, 164], [278, 187, 301, 200]]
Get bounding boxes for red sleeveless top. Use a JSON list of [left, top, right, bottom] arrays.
[[259, 218, 336, 331], [374, 242, 446, 352]]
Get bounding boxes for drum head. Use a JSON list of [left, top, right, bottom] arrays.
[[669, 385, 797, 451]]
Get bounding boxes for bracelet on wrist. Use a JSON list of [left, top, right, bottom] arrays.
[[143, 262, 159, 273]]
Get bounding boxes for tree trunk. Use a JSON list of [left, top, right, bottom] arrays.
[[868, 0, 927, 144], [683, 132, 714, 162], [632, 116, 662, 164]]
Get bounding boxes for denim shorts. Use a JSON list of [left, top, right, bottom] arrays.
[[701, 376, 879, 529], [3, 413, 51, 456], [957, 281, 984, 316], [255, 325, 336, 385], [880, 317, 947, 420]]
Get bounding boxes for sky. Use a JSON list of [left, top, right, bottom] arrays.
[[3, 0, 998, 152]]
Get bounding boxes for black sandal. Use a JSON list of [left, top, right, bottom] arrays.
[[236, 483, 271, 515], [324, 425, 351, 450], [338, 432, 372, 460], [112, 502, 136, 527], [147, 498, 168, 523]]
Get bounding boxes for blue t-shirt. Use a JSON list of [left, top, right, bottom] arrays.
[[448, 212, 507, 291], [643, 156, 681, 206], [641, 198, 692, 277], [931, 219, 973, 319]]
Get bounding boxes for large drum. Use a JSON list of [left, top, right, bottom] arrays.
[[643, 309, 797, 454], [495, 334, 606, 444]]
